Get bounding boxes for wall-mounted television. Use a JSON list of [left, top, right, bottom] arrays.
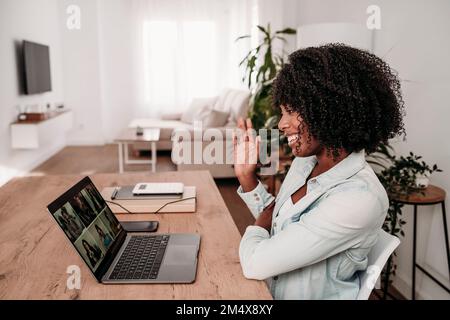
[[23, 40, 52, 94]]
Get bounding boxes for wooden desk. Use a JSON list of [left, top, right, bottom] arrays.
[[0, 171, 271, 300]]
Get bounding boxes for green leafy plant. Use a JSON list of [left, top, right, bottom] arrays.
[[367, 145, 443, 290], [236, 23, 296, 131], [369, 148, 442, 197]]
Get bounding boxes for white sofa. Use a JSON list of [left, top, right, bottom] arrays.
[[129, 88, 251, 178]]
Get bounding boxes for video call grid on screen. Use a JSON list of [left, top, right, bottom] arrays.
[[52, 184, 121, 271]]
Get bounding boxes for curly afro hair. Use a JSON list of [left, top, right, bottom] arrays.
[[272, 43, 405, 155]]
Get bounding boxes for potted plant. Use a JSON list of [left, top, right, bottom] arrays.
[[367, 145, 443, 295], [370, 149, 443, 197], [236, 23, 296, 132]]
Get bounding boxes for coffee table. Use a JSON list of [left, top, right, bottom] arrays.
[[114, 128, 160, 173]]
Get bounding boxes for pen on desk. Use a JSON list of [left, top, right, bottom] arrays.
[[111, 186, 119, 200]]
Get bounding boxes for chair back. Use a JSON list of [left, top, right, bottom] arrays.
[[356, 229, 401, 300]]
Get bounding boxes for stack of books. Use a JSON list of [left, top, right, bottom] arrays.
[[101, 186, 196, 213]]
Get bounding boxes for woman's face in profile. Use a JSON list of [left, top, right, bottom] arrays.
[[278, 105, 321, 157]]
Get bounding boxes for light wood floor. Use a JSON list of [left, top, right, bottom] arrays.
[[30, 144, 255, 236]]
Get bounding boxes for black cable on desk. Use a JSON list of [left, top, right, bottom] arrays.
[[106, 196, 196, 214]]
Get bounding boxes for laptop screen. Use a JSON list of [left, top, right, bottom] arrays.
[[48, 177, 123, 278]]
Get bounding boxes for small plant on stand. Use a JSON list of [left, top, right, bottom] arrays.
[[378, 152, 443, 196], [368, 145, 442, 295]]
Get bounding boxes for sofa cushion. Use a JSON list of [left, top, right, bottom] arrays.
[[214, 89, 251, 126], [181, 97, 218, 124], [192, 107, 230, 128]]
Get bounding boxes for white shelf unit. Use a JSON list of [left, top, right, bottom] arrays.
[[10, 110, 73, 149]]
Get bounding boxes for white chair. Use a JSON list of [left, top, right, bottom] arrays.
[[356, 229, 401, 300]]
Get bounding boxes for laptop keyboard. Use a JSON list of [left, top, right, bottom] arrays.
[[109, 235, 170, 280]]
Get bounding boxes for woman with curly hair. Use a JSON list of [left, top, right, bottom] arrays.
[[233, 44, 405, 299]]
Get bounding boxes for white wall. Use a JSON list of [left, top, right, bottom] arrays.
[[59, 0, 137, 145], [290, 0, 450, 299], [59, 0, 105, 145], [0, 0, 66, 185], [374, 0, 450, 300], [256, 0, 300, 63], [97, 0, 137, 143]]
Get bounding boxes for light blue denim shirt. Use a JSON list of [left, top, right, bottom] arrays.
[[237, 150, 388, 300]]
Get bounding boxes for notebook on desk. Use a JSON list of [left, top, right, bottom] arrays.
[[101, 186, 196, 213]]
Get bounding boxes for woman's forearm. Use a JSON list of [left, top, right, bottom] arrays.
[[237, 173, 259, 193]]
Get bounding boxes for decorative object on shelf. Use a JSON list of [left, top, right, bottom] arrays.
[[15, 110, 69, 123], [136, 126, 144, 136], [367, 144, 443, 299], [17, 112, 50, 122], [17, 113, 27, 121]]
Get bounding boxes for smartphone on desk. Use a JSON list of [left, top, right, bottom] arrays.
[[120, 221, 159, 232]]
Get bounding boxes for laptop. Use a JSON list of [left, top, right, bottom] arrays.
[[47, 176, 200, 284]]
